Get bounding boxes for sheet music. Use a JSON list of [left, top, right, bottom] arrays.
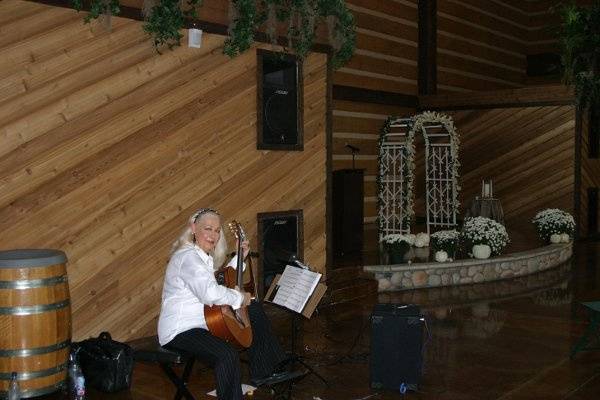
[[272, 265, 322, 313]]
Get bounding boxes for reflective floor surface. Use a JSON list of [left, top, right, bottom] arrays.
[[42, 241, 600, 399]]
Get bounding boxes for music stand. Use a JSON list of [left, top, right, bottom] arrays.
[[264, 264, 328, 387]]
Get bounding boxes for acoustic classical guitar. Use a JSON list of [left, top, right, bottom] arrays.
[[204, 221, 253, 347]]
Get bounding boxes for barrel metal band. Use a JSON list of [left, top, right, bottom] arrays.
[[0, 362, 67, 380], [0, 340, 70, 357], [0, 299, 70, 315], [0, 275, 68, 289]]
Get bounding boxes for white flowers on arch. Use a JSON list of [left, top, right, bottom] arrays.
[[378, 111, 461, 238]]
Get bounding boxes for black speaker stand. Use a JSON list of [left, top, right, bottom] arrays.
[[284, 312, 328, 387]]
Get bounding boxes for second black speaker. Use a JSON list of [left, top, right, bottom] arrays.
[[370, 303, 424, 392]]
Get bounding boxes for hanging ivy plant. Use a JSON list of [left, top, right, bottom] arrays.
[[72, 0, 121, 23], [557, 1, 600, 111], [224, 0, 355, 68], [143, 0, 202, 50], [72, 0, 355, 69]]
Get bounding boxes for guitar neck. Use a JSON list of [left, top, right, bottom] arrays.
[[236, 239, 244, 287]]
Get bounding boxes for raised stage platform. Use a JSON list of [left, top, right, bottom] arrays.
[[364, 242, 573, 291]]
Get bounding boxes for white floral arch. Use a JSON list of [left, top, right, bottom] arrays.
[[378, 111, 460, 238]]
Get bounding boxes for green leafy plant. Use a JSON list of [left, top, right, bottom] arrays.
[[225, 0, 355, 68], [143, 0, 202, 50], [72, 0, 121, 23], [72, 0, 355, 68], [557, 1, 600, 111]]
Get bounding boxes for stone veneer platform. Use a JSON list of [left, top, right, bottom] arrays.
[[364, 242, 573, 292]]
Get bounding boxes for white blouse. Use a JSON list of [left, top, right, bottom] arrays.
[[157, 243, 244, 345]]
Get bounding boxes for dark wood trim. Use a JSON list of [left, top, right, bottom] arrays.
[[256, 49, 304, 151], [575, 106, 583, 240], [590, 105, 600, 158], [418, 0, 437, 95], [256, 210, 304, 299], [332, 85, 418, 108], [421, 99, 575, 111], [326, 52, 334, 275], [27, 0, 330, 54]]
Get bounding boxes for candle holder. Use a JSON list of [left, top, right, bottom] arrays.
[[481, 179, 493, 199]]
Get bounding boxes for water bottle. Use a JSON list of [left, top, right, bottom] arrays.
[[68, 352, 85, 400], [7, 371, 20, 400], [72, 365, 86, 400]]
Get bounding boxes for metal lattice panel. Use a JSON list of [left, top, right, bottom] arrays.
[[423, 124, 457, 233], [379, 118, 412, 239]]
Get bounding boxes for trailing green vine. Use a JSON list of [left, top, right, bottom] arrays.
[[557, 1, 600, 111], [72, 0, 120, 23], [71, 0, 355, 68], [224, 0, 355, 68], [143, 0, 202, 50]]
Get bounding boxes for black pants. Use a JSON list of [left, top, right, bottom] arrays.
[[166, 301, 287, 400]]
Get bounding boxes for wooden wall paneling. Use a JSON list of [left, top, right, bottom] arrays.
[[437, 15, 525, 56], [436, 0, 533, 92], [331, 98, 415, 258], [0, 23, 152, 124], [436, 103, 576, 244], [347, 0, 418, 21], [420, 85, 574, 109], [438, 0, 529, 40], [437, 34, 525, 71], [437, 53, 524, 85], [0, 3, 81, 50], [0, 34, 230, 207], [334, 0, 419, 95], [1, 1, 327, 341], [0, 0, 42, 24], [455, 0, 530, 26]]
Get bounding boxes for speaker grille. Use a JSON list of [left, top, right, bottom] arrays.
[[370, 304, 423, 391]]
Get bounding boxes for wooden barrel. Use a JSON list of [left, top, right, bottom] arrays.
[[0, 249, 71, 398]]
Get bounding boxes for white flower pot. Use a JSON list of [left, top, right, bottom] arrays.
[[414, 237, 428, 248], [472, 244, 491, 259], [550, 234, 562, 244], [416, 232, 430, 247], [560, 233, 570, 243], [435, 250, 448, 262]]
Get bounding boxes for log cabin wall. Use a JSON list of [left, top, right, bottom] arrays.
[[330, 0, 418, 258], [0, 0, 327, 341], [332, 99, 415, 256], [420, 86, 577, 241], [436, 0, 528, 93]]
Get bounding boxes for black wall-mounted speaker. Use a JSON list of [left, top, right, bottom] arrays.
[[257, 50, 303, 151], [257, 210, 304, 297], [370, 304, 424, 392]]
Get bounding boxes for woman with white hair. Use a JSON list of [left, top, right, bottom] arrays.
[[158, 208, 288, 400]]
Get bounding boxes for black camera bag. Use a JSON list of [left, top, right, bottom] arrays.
[[76, 331, 134, 393]]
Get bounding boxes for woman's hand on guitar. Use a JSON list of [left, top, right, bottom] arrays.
[[235, 286, 252, 306], [241, 291, 252, 306], [237, 239, 250, 259]]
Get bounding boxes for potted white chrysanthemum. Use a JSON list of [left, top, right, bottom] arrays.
[[430, 230, 460, 262], [380, 234, 411, 264], [532, 209, 575, 244], [461, 217, 510, 259]]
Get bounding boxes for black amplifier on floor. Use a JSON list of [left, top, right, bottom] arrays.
[[370, 303, 424, 392]]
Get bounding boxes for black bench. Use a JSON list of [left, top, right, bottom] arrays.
[[129, 336, 198, 400], [129, 336, 310, 400]]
